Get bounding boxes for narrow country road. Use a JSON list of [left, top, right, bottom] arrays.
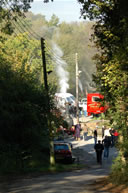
[[1, 131, 118, 193], [3, 167, 111, 193]]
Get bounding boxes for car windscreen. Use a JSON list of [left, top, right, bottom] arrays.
[[70, 96, 75, 101], [66, 97, 72, 102], [54, 144, 69, 150], [92, 96, 102, 102]]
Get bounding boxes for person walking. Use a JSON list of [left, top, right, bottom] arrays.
[[109, 128, 115, 147], [102, 136, 111, 158], [94, 140, 104, 164], [94, 128, 98, 145], [102, 125, 105, 139], [75, 123, 81, 141]]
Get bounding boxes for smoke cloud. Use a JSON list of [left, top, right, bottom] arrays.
[[52, 43, 69, 93]]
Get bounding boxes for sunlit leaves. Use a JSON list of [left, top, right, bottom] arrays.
[[78, 0, 128, 152], [78, 0, 115, 20]]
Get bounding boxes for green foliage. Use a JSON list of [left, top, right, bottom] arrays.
[[78, 0, 128, 183], [2, 33, 43, 82], [110, 153, 128, 185], [48, 14, 59, 27], [0, 60, 50, 171], [0, 26, 72, 172], [0, 0, 34, 34], [0, 32, 60, 172]]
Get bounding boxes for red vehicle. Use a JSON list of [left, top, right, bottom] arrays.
[[54, 142, 74, 163], [87, 93, 108, 116]]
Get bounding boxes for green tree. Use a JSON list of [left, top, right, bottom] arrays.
[[0, 0, 34, 34], [0, 31, 61, 171], [48, 14, 59, 27], [25, 12, 48, 38], [0, 1, 63, 170], [78, 0, 128, 183], [0, 32, 50, 171]]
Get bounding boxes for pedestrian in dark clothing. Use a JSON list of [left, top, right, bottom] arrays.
[[94, 129, 97, 145], [75, 124, 81, 141], [109, 128, 115, 147], [102, 136, 111, 158], [94, 140, 104, 164], [102, 126, 105, 139]]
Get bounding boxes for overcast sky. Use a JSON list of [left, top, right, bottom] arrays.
[[30, 0, 84, 23]]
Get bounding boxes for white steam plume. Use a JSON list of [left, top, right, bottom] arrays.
[[52, 43, 69, 93], [79, 79, 83, 92]]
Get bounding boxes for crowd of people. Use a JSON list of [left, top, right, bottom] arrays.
[[57, 123, 119, 165], [71, 124, 119, 165], [57, 123, 82, 140], [94, 126, 119, 164]]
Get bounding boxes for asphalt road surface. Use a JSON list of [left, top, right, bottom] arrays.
[[3, 168, 110, 193], [2, 132, 118, 193]]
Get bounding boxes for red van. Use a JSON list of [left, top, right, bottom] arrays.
[[87, 93, 108, 116]]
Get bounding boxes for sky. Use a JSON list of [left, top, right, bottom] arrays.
[[30, 0, 84, 23]]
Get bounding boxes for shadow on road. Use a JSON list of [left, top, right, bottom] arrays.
[[5, 167, 111, 193]]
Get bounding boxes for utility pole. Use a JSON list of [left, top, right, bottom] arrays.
[[41, 38, 55, 166], [76, 53, 79, 124], [41, 38, 48, 92]]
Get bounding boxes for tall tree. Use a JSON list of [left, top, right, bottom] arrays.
[[78, 0, 128, 182], [0, 0, 34, 34]]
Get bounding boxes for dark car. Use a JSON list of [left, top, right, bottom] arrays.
[[54, 142, 74, 164]]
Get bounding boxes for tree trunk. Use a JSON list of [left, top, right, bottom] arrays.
[[50, 140, 55, 165]]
